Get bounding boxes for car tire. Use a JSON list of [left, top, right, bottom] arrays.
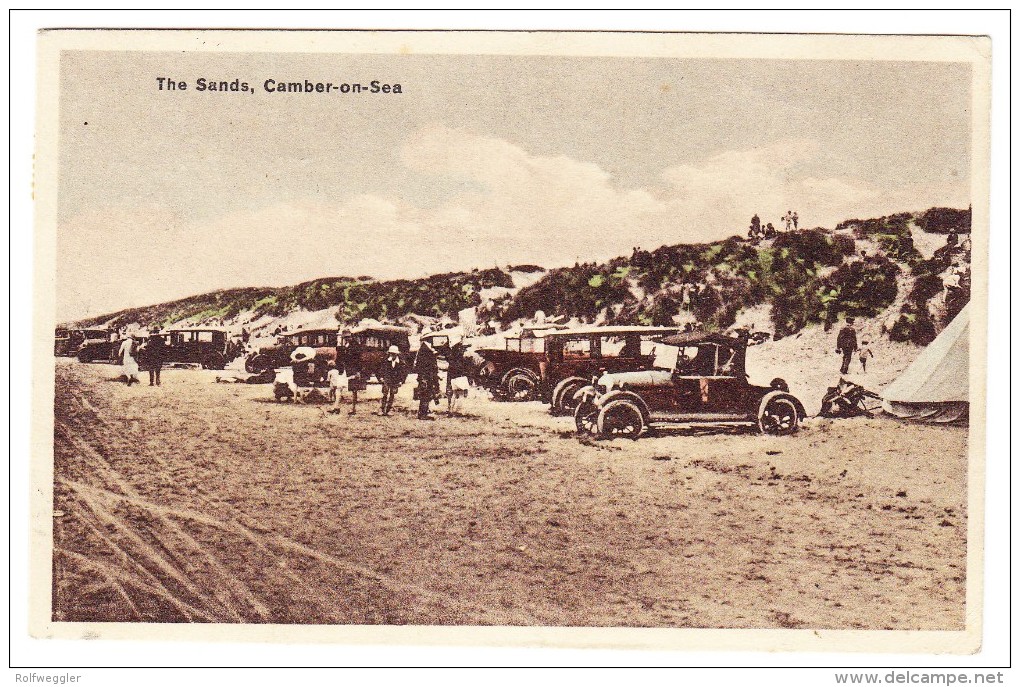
[[758, 395, 800, 435], [502, 369, 539, 402], [245, 354, 270, 374], [597, 399, 645, 440], [551, 377, 587, 416], [77, 349, 93, 363], [203, 353, 226, 370], [574, 399, 599, 435]]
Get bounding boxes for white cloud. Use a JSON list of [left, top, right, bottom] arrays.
[[57, 126, 969, 322]]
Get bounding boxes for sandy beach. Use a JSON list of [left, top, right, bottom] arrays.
[[52, 359, 967, 629]]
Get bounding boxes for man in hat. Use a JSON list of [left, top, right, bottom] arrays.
[[335, 330, 365, 416], [413, 335, 440, 420], [835, 316, 858, 375], [144, 331, 168, 386], [378, 346, 408, 416]]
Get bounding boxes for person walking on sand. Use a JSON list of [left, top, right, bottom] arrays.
[[119, 335, 141, 386], [145, 332, 168, 386], [413, 335, 440, 421], [835, 317, 859, 375], [792, 211, 799, 230], [378, 346, 408, 416], [858, 340, 874, 373]]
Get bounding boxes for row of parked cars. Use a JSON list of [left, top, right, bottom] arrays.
[[55, 327, 237, 369], [57, 321, 807, 439], [470, 325, 806, 438]]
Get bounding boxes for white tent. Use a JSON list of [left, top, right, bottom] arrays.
[[882, 303, 969, 423]]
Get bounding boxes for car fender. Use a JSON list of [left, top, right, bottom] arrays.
[[757, 390, 807, 420], [552, 376, 588, 406], [500, 366, 540, 386], [572, 384, 597, 404], [594, 390, 652, 421]]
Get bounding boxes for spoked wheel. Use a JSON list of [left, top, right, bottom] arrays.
[[574, 399, 599, 435], [759, 396, 800, 435], [597, 400, 645, 440], [503, 371, 539, 402]]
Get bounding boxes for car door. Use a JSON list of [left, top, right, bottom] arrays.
[[698, 344, 747, 415], [664, 345, 706, 414]]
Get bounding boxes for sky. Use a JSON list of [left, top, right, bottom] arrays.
[[56, 49, 973, 322]]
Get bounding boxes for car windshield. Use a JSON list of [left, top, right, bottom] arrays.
[[674, 343, 740, 377]]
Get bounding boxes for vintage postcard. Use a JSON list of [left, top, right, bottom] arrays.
[[31, 29, 990, 652]]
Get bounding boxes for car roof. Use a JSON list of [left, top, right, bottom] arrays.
[[658, 331, 746, 347], [166, 327, 228, 333], [346, 324, 410, 335], [546, 325, 683, 338], [283, 327, 337, 336]]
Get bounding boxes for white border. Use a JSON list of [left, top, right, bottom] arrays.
[[8, 9, 1012, 679]]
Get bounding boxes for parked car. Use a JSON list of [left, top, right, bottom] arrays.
[[541, 326, 683, 415], [77, 328, 237, 369], [472, 324, 568, 401], [245, 327, 338, 374], [338, 324, 412, 382], [55, 328, 111, 357], [573, 330, 806, 439]]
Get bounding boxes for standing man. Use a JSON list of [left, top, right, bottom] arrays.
[[792, 211, 799, 230], [835, 317, 858, 375], [413, 335, 440, 420], [378, 346, 408, 416], [145, 332, 168, 386], [340, 331, 365, 416]]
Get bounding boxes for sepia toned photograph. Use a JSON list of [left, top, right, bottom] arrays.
[[30, 28, 990, 652]]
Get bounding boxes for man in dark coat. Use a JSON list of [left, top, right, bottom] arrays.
[[378, 345, 408, 416], [334, 331, 366, 415], [413, 337, 440, 420], [835, 317, 858, 375], [144, 332, 168, 386]]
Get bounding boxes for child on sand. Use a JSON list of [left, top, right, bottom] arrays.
[[326, 361, 345, 408], [858, 341, 874, 373]]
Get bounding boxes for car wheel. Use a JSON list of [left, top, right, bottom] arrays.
[[77, 350, 93, 363], [503, 370, 539, 402], [597, 400, 645, 440], [551, 378, 586, 416], [574, 399, 599, 435], [245, 354, 269, 374], [204, 353, 226, 370], [759, 396, 800, 435]]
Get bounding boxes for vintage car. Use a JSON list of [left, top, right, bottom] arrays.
[[55, 328, 111, 357], [541, 326, 683, 415], [573, 330, 806, 439], [245, 327, 339, 374], [76, 328, 237, 369], [338, 324, 412, 382], [472, 324, 568, 401]]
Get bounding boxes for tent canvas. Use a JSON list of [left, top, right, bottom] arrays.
[[882, 303, 969, 423]]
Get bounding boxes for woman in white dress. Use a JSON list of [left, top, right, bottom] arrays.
[[119, 336, 141, 386]]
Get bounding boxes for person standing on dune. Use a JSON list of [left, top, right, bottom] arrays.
[[835, 317, 858, 375]]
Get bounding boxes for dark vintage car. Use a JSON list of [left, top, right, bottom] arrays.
[[55, 328, 111, 357], [245, 327, 339, 374], [541, 326, 683, 415], [472, 325, 568, 401], [338, 324, 412, 382], [573, 330, 807, 439], [77, 328, 237, 369]]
